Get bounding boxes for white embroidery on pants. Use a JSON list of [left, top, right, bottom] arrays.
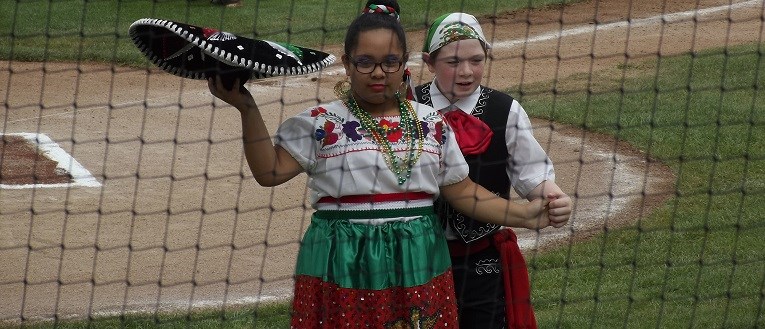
[[474, 258, 500, 275]]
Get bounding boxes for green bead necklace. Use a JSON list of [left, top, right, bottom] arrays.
[[346, 95, 424, 185]]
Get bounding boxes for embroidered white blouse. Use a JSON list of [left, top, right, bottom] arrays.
[[275, 100, 469, 209]]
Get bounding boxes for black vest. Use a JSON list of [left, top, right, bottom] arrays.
[[415, 83, 514, 244]]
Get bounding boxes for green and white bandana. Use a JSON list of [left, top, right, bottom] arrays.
[[423, 12, 491, 53]]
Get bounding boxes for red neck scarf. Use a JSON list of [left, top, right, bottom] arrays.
[[441, 108, 493, 155]]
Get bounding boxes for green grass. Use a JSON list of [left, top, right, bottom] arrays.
[[518, 44, 765, 328], [1, 303, 291, 329], [0, 0, 575, 66]]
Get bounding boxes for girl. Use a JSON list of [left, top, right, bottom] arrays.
[[209, 3, 554, 328]]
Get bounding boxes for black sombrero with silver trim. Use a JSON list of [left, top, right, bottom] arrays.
[[129, 18, 336, 89]]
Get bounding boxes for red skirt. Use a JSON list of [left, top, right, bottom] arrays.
[[292, 271, 458, 328]]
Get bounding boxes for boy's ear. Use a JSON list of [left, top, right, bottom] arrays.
[[421, 52, 432, 64], [421, 52, 437, 73]]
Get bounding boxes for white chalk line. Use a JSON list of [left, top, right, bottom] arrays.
[[0, 133, 101, 189], [493, 0, 763, 48]]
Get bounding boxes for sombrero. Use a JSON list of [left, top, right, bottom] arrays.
[[128, 18, 336, 90]]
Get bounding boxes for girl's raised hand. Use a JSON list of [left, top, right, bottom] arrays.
[[207, 76, 257, 112]]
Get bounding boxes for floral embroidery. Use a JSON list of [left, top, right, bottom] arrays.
[[434, 121, 445, 145], [378, 119, 403, 143], [415, 121, 430, 139], [309, 105, 448, 149], [437, 22, 481, 50], [310, 107, 327, 117], [416, 112, 440, 140], [321, 121, 339, 146], [314, 128, 325, 140], [342, 121, 363, 141], [311, 106, 343, 146], [315, 121, 339, 146]]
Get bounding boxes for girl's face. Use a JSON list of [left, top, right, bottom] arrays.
[[424, 39, 486, 103], [343, 28, 407, 111]]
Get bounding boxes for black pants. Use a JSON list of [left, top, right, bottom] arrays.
[[451, 244, 507, 329]]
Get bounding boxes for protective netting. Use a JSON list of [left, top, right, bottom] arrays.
[[1, 0, 764, 328]]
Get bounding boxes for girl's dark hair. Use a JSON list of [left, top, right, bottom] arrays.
[[344, 0, 407, 56]]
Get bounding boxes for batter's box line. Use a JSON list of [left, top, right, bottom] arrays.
[[1, 132, 101, 189]]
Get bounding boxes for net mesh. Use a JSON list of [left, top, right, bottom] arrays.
[[1, 0, 764, 327]]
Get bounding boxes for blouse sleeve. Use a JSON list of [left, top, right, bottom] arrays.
[[438, 117, 470, 186], [275, 112, 318, 173]]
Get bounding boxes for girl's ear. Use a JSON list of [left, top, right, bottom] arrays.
[[341, 54, 352, 76]]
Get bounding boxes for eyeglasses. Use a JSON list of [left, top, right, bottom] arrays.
[[350, 56, 403, 74]]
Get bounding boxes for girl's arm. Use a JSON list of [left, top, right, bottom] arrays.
[[440, 177, 551, 230], [208, 77, 303, 187]]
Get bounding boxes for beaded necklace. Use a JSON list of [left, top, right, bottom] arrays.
[[346, 95, 424, 185]]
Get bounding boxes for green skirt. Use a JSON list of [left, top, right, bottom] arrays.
[[294, 206, 452, 290], [291, 206, 459, 328]]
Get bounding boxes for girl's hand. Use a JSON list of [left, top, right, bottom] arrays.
[[207, 76, 257, 112], [523, 198, 551, 230]]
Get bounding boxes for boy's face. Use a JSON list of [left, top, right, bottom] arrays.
[[425, 39, 486, 103]]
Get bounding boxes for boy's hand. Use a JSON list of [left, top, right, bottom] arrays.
[[546, 192, 572, 228]]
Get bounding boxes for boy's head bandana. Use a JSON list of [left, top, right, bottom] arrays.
[[423, 12, 491, 53]]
